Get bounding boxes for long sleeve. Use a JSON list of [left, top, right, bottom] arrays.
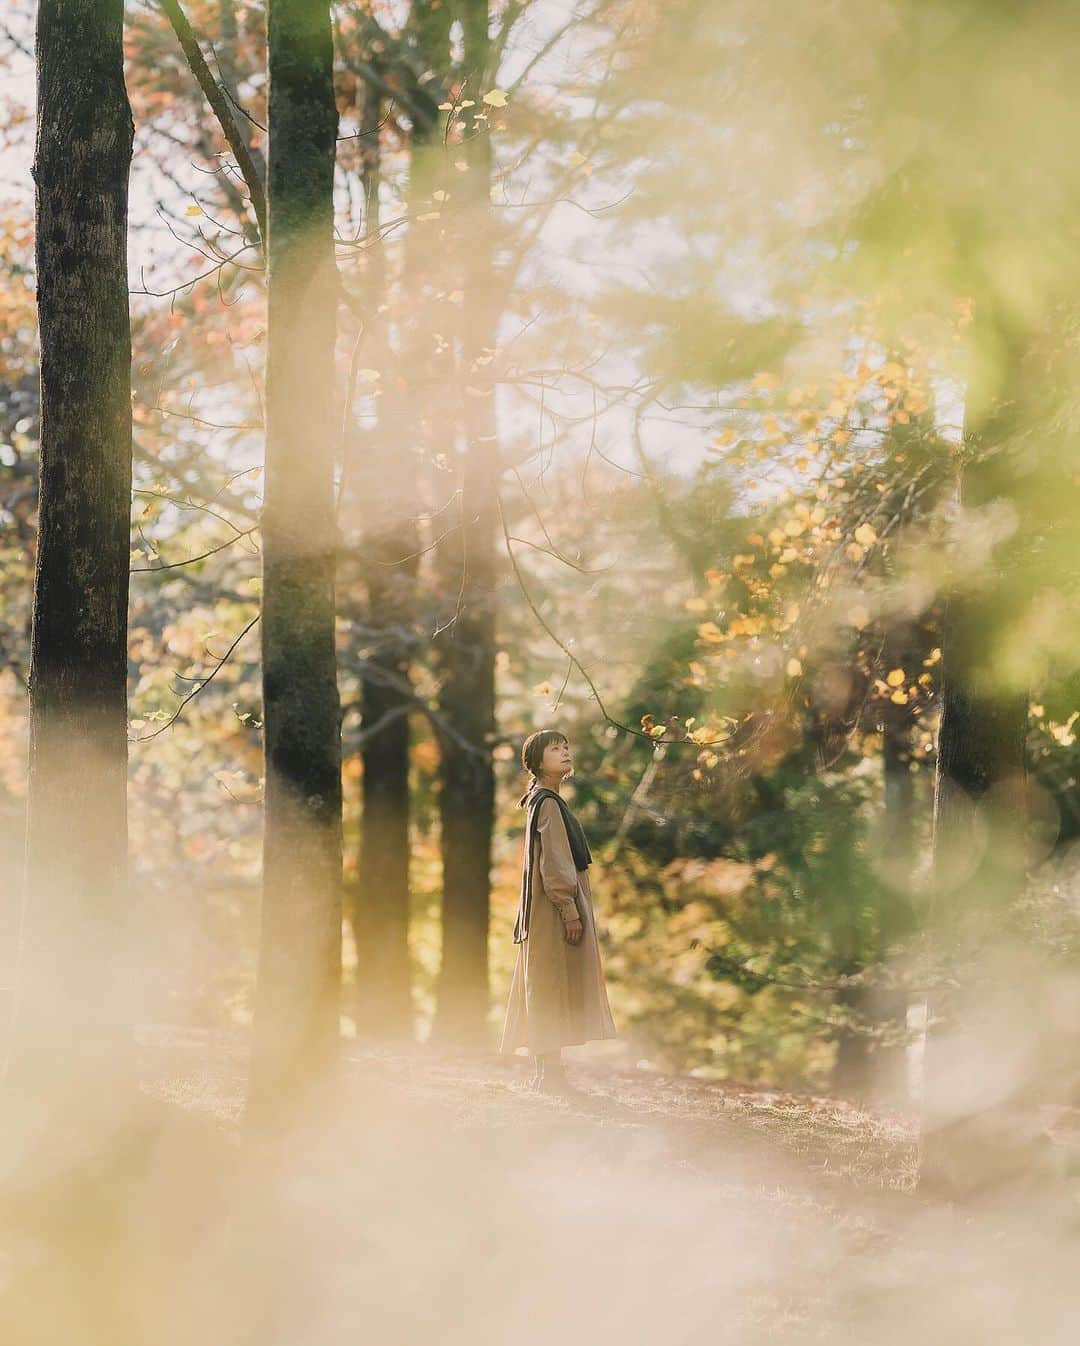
[[536, 796, 581, 925]]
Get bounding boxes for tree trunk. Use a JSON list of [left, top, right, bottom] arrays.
[[351, 78, 418, 1040], [918, 307, 1035, 1197], [347, 5, 449, 1040], [430, 0, 499, 1047], [248, 0, 343, 1127], [6, 0, 136, 1126]]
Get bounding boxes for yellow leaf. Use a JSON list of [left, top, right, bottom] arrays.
[[786, 658, 802, 677], [886, 668, 905, 686], [184, 204, 204, 217], [890, 689, 909, 705], [854, 521, 877, 547], [483, 89, 509, 107]]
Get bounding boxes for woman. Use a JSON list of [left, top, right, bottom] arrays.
[[499, 728, 618, 1093]]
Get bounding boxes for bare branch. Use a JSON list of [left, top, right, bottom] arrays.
[[157, 0, 267, 244], [131, 613, 261, 742]]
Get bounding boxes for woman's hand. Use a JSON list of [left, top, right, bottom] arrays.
[[564, 917, 584, 945]]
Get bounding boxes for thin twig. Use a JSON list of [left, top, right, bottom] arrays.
[[132, 613, 261, 742]]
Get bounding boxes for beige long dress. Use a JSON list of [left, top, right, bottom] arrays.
[[499, 793, 618, 1056]]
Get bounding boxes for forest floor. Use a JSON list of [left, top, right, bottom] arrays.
[[140, 1024, 920, 1192], [116, 1026, 1080, 1345]]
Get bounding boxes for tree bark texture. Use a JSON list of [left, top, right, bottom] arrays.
[[8, 0, 136, 1112], [249, 0, 343, 1125]]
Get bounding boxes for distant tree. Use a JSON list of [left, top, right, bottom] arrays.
[[345, 0, 452, 1042]]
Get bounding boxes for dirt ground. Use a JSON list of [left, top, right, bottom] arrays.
[[5, 1027, 1077, 1345], [110, 1027, 1075, 1345]]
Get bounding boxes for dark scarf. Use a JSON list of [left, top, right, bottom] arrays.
[[512, 786, 592, 944]]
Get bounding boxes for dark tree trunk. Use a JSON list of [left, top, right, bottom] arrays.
[[6, 0, 136, 1115], [248, 0, 343, 1126], [430, 0, 499, 1047], [352, 117, 418, 1036], [919, 308, 1034, 1197], [347, 9, 446, 1040], [353, 590, 416, 1038]]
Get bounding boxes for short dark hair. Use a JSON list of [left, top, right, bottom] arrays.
[[518, 728, 569, 807]]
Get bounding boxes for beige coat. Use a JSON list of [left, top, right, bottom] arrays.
[[499, 794, 618, 1056]]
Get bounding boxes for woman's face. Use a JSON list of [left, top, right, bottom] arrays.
[[540, 738, 573, 780]]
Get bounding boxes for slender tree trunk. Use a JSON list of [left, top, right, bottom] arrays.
[[160, 0, 267, 246], [351, 75, 418, 1041], [918, 308, 1034, 1196], [430, 0, 499, 1047], [248, 0, 343, 1127], [5, 0, 136, 1124], [347, 1, 451, 1038]]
